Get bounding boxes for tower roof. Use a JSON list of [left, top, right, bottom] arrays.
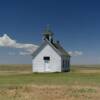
[[42, 25, 53, 36]]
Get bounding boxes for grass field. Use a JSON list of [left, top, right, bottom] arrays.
[[0, 64, 100, 100]]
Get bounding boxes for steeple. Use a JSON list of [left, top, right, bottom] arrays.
[[42, 25, 54, 43]]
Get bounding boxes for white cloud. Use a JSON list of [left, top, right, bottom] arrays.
[[68, 51, 83, 56], [19, 51, 31, 56], [0, 34, 38, 55], [0, 34, 16, 47], [0, 34, 83, 57]]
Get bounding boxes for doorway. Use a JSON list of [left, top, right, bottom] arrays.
[[43, 56, 50, 72]]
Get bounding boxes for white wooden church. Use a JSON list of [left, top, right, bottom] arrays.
[[32, 27, 70, 72]]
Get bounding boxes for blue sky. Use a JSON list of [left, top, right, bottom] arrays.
[[0, 0, 100, 64]]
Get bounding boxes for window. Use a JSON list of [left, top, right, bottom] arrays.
[[43, 56, 50, 60]]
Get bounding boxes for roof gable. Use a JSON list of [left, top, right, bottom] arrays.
[[32, 41, 47, 59], [32, 39, 70, 59]]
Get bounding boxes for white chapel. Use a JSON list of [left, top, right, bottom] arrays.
[[32, 27, 70, 72]]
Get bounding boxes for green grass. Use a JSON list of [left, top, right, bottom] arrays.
[[0, 64, 32, 71], [0, 64, 100, 87], [0, 64, 100, 100]]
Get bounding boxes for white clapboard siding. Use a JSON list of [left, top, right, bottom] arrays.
[[32, 44, 61, 72]]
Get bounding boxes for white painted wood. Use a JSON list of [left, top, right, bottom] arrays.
[[32, 44, 62, 72], [45, 60, 50, 72]]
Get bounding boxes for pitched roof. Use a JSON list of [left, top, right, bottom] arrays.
[[53, 42, 69, 56], [32, 39, 70, 59]]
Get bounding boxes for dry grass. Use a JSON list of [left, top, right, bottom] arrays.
[[0, 64, 100, 100], [0, 71, 31, 75], [0, 85, 100, 100], [78, 69, 100, 73]]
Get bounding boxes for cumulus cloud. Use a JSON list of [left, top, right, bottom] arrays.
[[0, 34, 83, 57], [19, 51, 32, 56], [68, 51, 83, 56], [0, 34, 16, 47], [0, 34, 38, 55]]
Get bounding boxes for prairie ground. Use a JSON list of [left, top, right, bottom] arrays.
[[0, 64, 100, 100]]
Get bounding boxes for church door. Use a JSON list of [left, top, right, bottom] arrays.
[[43, 56, 50, 72]]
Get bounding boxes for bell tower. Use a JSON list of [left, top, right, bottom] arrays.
[[42, 25, 54, 43]]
